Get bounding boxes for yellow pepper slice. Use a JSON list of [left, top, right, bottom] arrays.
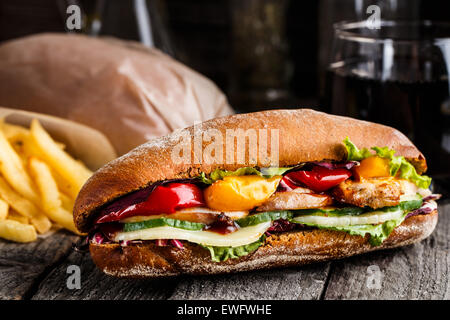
[[204, 175, 282, 211], [353, 156, 391, 179]]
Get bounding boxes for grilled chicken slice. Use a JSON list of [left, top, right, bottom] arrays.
[[331, 177, 407, 209], [256, 187, 333, 211]]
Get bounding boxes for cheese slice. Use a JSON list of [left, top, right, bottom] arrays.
[[292, 208, 404, 227], [399, 193, 421, 202], [115, 221, 271, 247]]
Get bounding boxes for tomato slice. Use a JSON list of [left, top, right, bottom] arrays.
[[283, 166, 352, 192], [96, 183, 205, 223]]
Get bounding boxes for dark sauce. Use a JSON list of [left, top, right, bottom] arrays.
[[204, 213, 239, 235], [98, 223, 123, 241]]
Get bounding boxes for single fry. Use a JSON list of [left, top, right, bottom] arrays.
[[49, 207, 81, 235], [22, 134, 43, 158], [29, 119, 92, 198], [0, 176, 51, 234], [0, 219, 37, 243], [1, 121, 30, 142], [59, 192, 75, 212], [7, 209, 29, 224], [50, 168, 75, 201], [28, 157, 61, 212], [0, 198, 8, 220], [0, 128, 40, 205]]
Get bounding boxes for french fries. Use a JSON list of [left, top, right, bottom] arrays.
[[0, 219, 37, 243], [0, 120, 30, 142], [30, 119, 92, 199], [59, 192, 75, 213], [0, 118, 92, 243], [0, 176, 51, 234], [0, 198, 8, 220], [29, 157, 61, 212], [28, 157, 80, 235], [7, 209, 29, 224], [0, 127, 40, 205]]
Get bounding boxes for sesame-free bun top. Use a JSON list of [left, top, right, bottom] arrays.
[[74, 109, 426, 232]]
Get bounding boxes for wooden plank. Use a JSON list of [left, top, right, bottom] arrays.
[[0, 230, 78, 300], [323, 202, 450, 300], [32, 246, 329, 300], [31, 250, 178, 300], [168, 263, 331, 300]]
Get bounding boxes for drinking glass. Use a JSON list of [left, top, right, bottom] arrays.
[[324, 20, 450, 183]]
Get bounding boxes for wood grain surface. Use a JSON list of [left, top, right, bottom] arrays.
[[1, 203, 448, 300], [0, 230, 78, 300]]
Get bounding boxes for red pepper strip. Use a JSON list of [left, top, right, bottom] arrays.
[[95, 183, 205, 224], [282, 166, 352, 193], [278, 175, 297, 191]]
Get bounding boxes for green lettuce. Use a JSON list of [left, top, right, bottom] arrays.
[[343, 137, 431, 189], [259, 167, 292, 177], [201, 236, 266, 262], [343, 137, 373, 160], [309, 214, 406, 246], [199, 166, 292, 184]]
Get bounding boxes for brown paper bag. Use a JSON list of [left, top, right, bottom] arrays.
[[0, 107, 117, 171], [0, 33, 234, 155]]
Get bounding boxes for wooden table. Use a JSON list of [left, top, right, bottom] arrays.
[[1, 202, 449, 300]]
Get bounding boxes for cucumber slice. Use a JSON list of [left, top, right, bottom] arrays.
[[236, 211, 292, 227], [123, 218, 204, 232], [293, 207, 365, 217], [292, 208, 404, 227], [398, 198, 422, 211]]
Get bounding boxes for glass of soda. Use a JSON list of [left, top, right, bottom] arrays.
[[325, 20, 450, 184]]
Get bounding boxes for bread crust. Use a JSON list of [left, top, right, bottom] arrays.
[[89, 210, 437, 278], [74, 109, 426, 232]]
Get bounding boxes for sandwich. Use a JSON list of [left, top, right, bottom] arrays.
[[73, 109, 440, 277]]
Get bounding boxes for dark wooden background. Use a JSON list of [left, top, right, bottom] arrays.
[[1, 202, 448, 300], [2, 0, 450, 112]]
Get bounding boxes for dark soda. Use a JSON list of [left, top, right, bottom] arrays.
[[324, 66, 450, 177]]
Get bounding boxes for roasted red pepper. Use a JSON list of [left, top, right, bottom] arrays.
[[282, 166, 352, 192], [96, 183, 205, 223]]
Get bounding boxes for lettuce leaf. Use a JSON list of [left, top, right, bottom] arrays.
[[343, 137, 373, 161], [259, 167, 292, 177], [343, 137, 431, 188], [201, 236, 266, 262], [307, 213, 406, 246], [199, 166, 292, 184]]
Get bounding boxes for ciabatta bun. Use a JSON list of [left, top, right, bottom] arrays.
[[74, 109, 426, 232]]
